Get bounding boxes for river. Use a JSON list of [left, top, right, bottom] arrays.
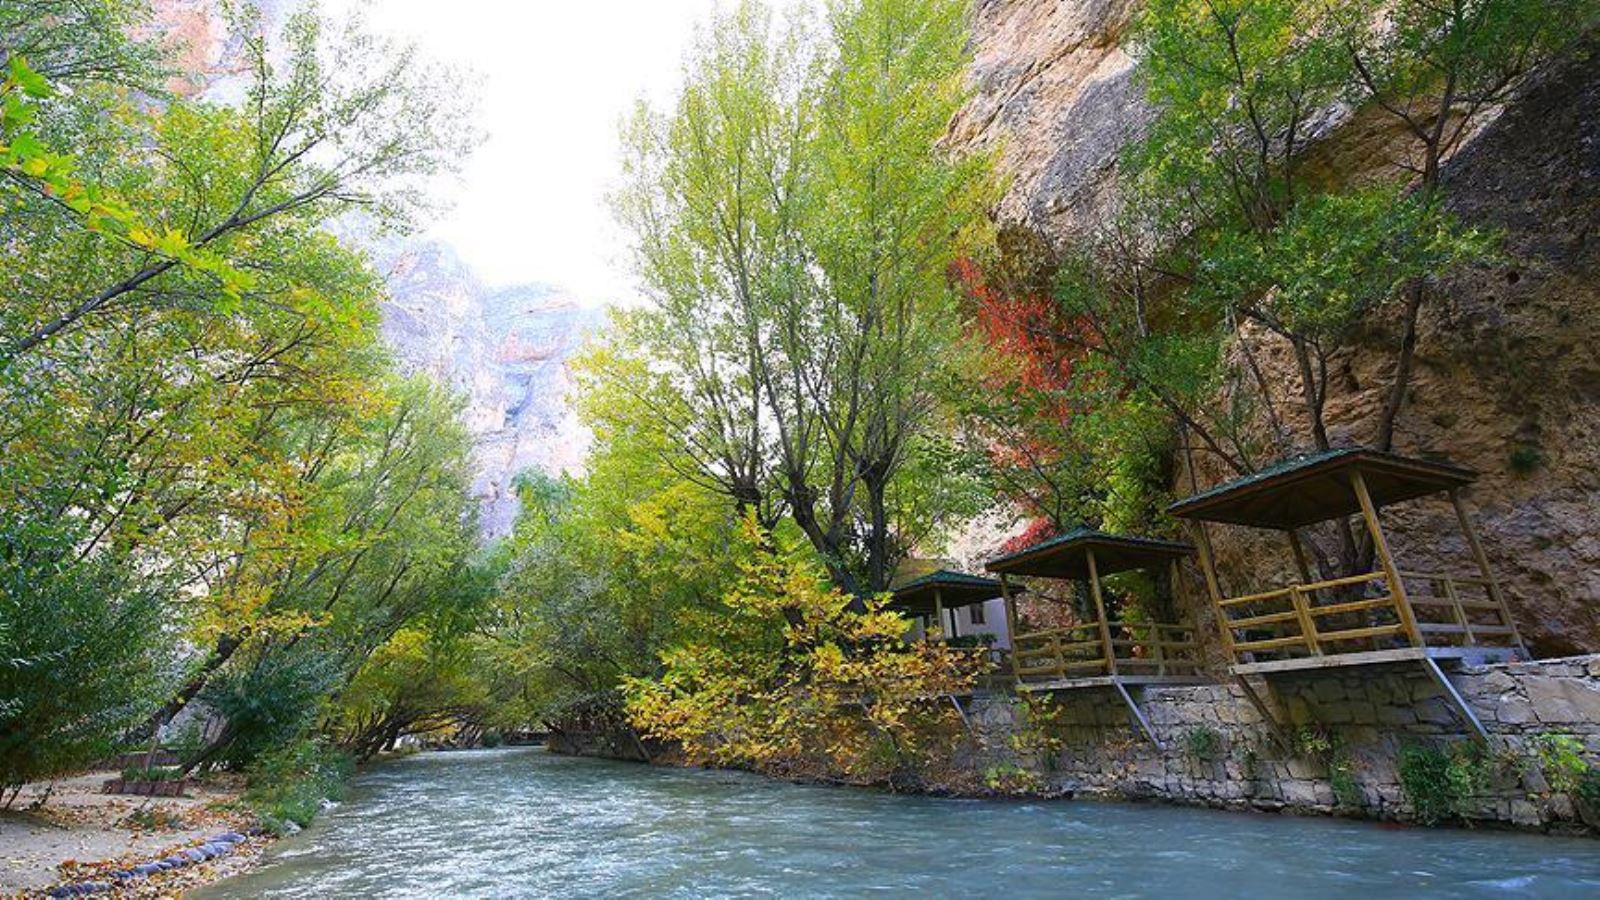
[[201, 747, 1600, 898]]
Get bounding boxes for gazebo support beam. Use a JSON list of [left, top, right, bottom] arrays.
[[1185, 521, 1237, 662], [1111, 678, 1161, 748], [1086, 549, 1117, 676], [1420, 657, 1491, 744], [1448, 488, 1527, 656], [1000, 574, 1020, 682], [1350, 469, 1422, 647]]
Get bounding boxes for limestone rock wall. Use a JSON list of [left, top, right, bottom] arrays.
[[967, 655, 1600, 831], [953, 3, 1600, 654]]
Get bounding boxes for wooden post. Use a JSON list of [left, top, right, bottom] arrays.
[[1286, 529, 1322, 655], [1287, 529, 1316, 584], [1000, 573, 1020, 682], [1086, 549, 1117, 676], [1350, 469, 1421, 648], [1449, 488, 1526, 654], [933, 588, 946, 642], [1289, 585, 1321, 655], [1186, 521, 1237, 665]]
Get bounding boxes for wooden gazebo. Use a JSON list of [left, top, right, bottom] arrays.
[[888, 569, 1003, 641], [986, 528, 1206, 745], [1168, 447, 1526, 741]]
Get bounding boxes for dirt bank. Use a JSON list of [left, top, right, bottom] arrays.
[[1, 772, 270, 898]]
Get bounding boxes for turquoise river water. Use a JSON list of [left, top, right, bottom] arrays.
[[201, 747, 1600, 898]]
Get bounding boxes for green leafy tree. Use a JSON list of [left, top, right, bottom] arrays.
[[623, 521, 979, 782], [611, 0, 992, 596], [0, 511, 175, 803]]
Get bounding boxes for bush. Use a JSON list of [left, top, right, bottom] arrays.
[[243, 739, 354, 834], [1508, 445, 1543, 476], [121, 766, 184, 782], [623, 525, 982, 781], [480, 730, 504, 748], [1398, 741, 1491, 825], [0, 515, 175, 801], [1183, 726, 1223, 763], [198, 644, 341, 771]]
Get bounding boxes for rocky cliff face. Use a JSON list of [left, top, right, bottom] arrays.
[[149, 1, 598, 538], [949, 0, 1150, 245], [953, 2, 1599, 654], [380, 241, 600, 538]]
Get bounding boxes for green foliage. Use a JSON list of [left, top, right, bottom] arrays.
[[1528, 733, 1594, 795], [243, 739, 355, 834], [120, 766, 183, 783], [1397, 741, 1493, 825], [1010, 694, 1066, 766], [199, 646, 343, 772], [961, 0, 1597, 528], [1509, 445, 1544, 476], [1291, 726, 1361, 807], [327, 624, 498, 761], [622, 521, 981, 783], [608, 0, 994, 595], [983, 762, 1044, 795], [0, 512, 175, 796], [1183, 726, 1223, 764]]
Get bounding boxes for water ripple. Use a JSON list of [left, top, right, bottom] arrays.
[[199, 748, 1600, 899]]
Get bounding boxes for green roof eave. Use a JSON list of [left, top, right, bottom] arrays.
[[984, 526, 1193, 579]]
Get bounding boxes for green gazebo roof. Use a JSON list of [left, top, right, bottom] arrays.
[[984, 527, 1192, 580], [1167, 447, 1476, 530], [888, 569, 1003, 611]]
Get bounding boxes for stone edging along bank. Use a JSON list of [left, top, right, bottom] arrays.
[[964, 654, 1600, 832], [43, 831, 253, 897], [553, 655, 1600, 833]]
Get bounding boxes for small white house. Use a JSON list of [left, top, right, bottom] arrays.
[[888, 569, 1010, 650]]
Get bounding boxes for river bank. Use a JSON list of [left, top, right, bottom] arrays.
[[0, 772, 270, 898], [553, 654, 1600, 835]]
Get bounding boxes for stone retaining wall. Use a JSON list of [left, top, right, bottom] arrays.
[[966, 655, 1600, 832]]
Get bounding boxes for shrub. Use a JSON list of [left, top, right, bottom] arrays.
[[1398, 741, 1491, 825], [1508, 445, 1543, 475], [0, 514, 175, 802], [1292, 726, 1360, 808], [121, 766, 183, 782], [1183, 726, 1223, 763], [197, 644, 341, 772], [623, 524, 982, 782], [1528, 733, 1591, 793], [243, 739, 354, 834], [480, 730, 503, 748]]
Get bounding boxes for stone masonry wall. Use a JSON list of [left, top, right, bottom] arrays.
[[966, 655, 1600, 833]]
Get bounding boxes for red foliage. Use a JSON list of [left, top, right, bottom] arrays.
[[998, 517, 1057, 556], [950, 256, 1091, 421], [951, 256, 1099, 500]]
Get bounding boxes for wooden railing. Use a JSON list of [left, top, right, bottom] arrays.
[[1397, 570, 1520, 646], [1011, 620, 1200, 683], [1217, 569, 1518, 666]]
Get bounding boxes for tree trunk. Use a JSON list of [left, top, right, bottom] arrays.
[[137, 632, 245, 739]]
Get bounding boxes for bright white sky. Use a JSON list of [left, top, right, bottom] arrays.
[[343, 0, 722, 305]]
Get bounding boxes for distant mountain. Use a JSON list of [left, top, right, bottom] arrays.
[[379, 240, 602, 537]]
